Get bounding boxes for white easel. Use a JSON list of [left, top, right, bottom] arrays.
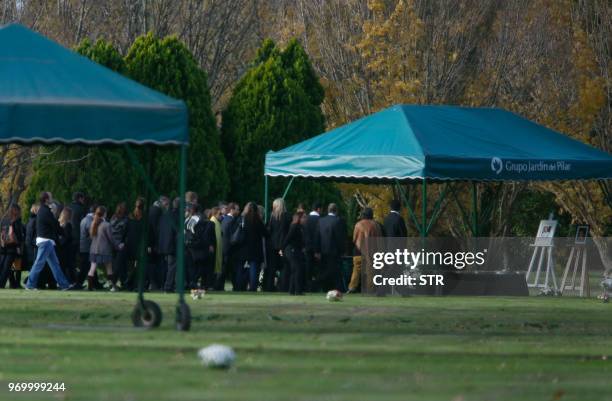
[[559, 226, 590, 297], [525, 219, 558, 292]]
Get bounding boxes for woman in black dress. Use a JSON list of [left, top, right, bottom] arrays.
[[281, 212, 307, 295], [235, 202, 268, 291]]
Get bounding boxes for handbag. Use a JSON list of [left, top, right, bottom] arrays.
[[230, 218, 245, 247], [11, 258, 22, 271]]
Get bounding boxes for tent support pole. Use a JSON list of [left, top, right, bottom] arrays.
[[425, 183, 449, 235], [176, 144, 187, 305], [282, 176, 295, 200], [421, 178, 427, 238], [471, 181, 478, 236], [264, 175, 269, 222], [394, 180, 421, 234]]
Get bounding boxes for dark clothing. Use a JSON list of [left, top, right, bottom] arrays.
[[36, 204, 59, 242], [157, 209, 178, 256], [304, 213, 320, 251], [0, 218, 25, 288], [58, 222, 75, 282], [316, 214, 346, 256], [185, 215, 216, 289], [316, 214, 346, 292], [1, 218, 25, 255], [268, 213, 291, 251], [221, 214, 238, 257], [69, 201, 86, 245], [125, 217, 144, 260], [237, 217, 267, 264], [283, 223, 306, 295], [25, 214, 37, 269], [266, 213, 291, 291], [147, 204, 163, 252], [383, 211, 407, 237], [110, 216, 128, 244]]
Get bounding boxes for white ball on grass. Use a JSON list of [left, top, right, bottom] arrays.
[[326, 290, 343, 301], [197, 344, 235, 369]]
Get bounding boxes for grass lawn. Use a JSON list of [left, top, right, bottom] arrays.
[[0, 290, 611, 401]]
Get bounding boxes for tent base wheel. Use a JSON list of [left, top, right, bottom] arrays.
[[176, 302, 191, 331], [132, 300, 162, 328]]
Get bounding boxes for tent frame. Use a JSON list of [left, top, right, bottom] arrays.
[[264, 176, 479, 237]]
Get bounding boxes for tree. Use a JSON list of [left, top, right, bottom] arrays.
[[222, 38, 340, 208], [124, 33, 228, 203]]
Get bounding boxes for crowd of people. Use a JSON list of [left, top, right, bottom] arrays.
[[0, 190, 408, 295]]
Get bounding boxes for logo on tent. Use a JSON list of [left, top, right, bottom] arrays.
[[491, 157, 503, 175]]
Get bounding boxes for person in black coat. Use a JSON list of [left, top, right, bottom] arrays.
[[185, 204, 216, 290], [304, 202, 322, 291], [110, 202, 129, 289], [57, 207, 75, 283], [266, 198, 291, 292], [146, 196, 168, 290], [383, 199, 407, 237], [158, 198, 179, 292], [24, 205, 38, 273], [124, 198, 145, 291], [281, 212, 307, 295], [315, 203, 347, 292], [0, 204, 25, 289], [25, 192, 73, 290], [218, 202, 240, 291], [234, 202, 267, 291]]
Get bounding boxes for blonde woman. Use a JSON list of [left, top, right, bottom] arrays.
[[87, 206, 123, 291], [265, 198, 291, 291], [57, 207, 75, 283]]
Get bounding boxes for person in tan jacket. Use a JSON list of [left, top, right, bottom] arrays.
[[348, 207, 382, 293]]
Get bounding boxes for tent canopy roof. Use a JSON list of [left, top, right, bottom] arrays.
[[265, 105, 612, 181], [0, 23, 188, 146]]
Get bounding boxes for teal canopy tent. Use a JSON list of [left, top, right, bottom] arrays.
[[0, 23, 190, 330], [265, 105, 612, 181], [0, 24, 187, 145], [264, 105, 612, 235]]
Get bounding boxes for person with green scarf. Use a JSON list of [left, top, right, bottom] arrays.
[[210, 207, 223, 289]]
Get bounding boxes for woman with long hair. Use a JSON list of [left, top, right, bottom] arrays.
[[87, 206, 123, 291], [281, 212, 307, 295], [57, 207, 75, 283], [0, 204, 25, 289], [235, 202, 267, 291], [266, 198, 291, 291], [123, 197, 145, 290]]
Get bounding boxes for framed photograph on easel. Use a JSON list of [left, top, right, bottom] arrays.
[[574, 225, 589, 245], [534, 219, 557, 247]]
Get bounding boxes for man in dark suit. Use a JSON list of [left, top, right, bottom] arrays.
[[316, 203, 346, 291], [383, 199, 407, 237], [158, 197, 179, 292], [217, 202, 240, 290], [304, 202, 322, 291]]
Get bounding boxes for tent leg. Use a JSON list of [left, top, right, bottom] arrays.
[[176, 144, 190, 331], [282, 176, 295, 200], [425, 183, 449, 235], [264, 175, 269, 222], [395, 180, 421, 234], [471, 181, 478, 236]]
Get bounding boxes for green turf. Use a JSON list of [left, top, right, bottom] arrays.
[[0, 290, 611, 401]]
